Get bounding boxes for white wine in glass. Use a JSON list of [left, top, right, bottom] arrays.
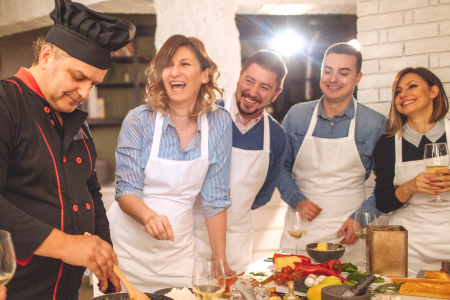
[[0, 230, 16, 286], [192, 256, 225, 300], [286, 208, 308, 254], [354, 210, 377, 271], [424, 143, 450, 203]]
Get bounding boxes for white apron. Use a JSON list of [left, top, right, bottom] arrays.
[[193, 97, 270, 272], [280, 99, 366, 257], [390, 119, 450, 265], [107, 111, 209, 292]]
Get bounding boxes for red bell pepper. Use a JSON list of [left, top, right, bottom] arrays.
[[272, 253, 311, 264], [293, 264, 348, 283], [297, 259, 342, 274], [320, 259, 342, 274]]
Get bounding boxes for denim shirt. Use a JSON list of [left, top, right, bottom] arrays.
[[278, 97, 387, 219]]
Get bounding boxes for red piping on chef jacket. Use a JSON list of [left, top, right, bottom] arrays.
[[80, 129, 93, 178], [36, 121, 64, 300], [4, 80, 23, 93], [13, 67, 45, 98]]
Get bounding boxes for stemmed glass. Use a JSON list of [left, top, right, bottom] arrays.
[[192, 256, 225, 300], [354, 210, 377, 271], [286, 207, 308, 254], [424, 143, 450, 203], [0, 230, 16, 286]]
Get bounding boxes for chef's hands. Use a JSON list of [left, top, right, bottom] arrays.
[[296, 200, 322, 221], [337, 218, 358, 245], [0, 286, 6, 300], [144, 214, 174, 242], [97, 274, 122, 294], [34, 229, 120, 293]]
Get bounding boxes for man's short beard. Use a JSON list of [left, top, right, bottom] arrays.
[[236, 97, 266, 116]]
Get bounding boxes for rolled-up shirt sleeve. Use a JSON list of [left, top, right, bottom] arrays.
[[200, 111, 233, 218], [115, 108, 146, 200]]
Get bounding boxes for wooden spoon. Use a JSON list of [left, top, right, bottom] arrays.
[[112, 264, 150, 300], [84, 232, 150, 300]]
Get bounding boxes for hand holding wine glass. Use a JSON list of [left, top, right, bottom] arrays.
[[192, 256, 225, 300], [424, 143, 450, 203], [354, 210, 377, 270], [0, 230, 16, 286], [286, 208, 308, 254]]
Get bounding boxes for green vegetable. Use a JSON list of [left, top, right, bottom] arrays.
[[249, 272, 267, 276], [346, 271, 384, 284], [370, 282, 403, 296], [343, 282, 356, 285], [342, 263, 358, 273]]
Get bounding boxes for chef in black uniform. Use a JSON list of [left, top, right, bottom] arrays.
[[0, 0, 135, 299]]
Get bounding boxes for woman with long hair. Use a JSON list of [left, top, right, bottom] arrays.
[[108, 35, 234, 291], [374, 67, 450, 266]]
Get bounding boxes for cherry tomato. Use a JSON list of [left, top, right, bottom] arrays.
[[279, 273, 290, 282], [281, 266, 293, 274], [274, 275, 284, 285]]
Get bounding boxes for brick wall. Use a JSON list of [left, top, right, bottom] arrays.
[[357, 0, 450, 116]]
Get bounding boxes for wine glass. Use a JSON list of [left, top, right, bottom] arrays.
[[286, 207, 308, 254], [424, 143, 450, 203], [0, 230, 16, 286], [192, 256, 225, 300], [354, 210, 377, 271]]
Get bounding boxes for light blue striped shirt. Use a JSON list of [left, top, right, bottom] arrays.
[[115, 104, 232, 218]]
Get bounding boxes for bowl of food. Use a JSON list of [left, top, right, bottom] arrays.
[[306, 243, 345, 263]]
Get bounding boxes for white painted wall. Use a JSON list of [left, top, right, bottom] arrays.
[[357, 0, 450, 116], [153, 0, 241, 98]]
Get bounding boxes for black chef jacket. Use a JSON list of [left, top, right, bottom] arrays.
[[0, 67, 112, 300]]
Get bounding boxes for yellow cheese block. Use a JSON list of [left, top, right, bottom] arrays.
[[275, 256, 302, 272], [317, 242, 328, 251]]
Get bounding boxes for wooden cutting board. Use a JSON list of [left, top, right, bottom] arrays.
[[221, 273, 274, 299]]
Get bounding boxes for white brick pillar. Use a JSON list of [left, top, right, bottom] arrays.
[[154, 0, 241, 98], [356, 0, 450, 116]]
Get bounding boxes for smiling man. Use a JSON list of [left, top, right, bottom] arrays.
[[278, 43, 386, 257], [0, 0, 135, 299], [194, 50, 287, 271]]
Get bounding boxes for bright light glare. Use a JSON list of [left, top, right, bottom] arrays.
[[347, 39, 361, 51], [271, 31, 302, 56]]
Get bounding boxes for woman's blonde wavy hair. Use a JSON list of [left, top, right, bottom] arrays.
[[386, 67, 448, 137], [145, 35, 223, 116]]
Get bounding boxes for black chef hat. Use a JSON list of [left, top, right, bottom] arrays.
[[45, 0, 136, 70]]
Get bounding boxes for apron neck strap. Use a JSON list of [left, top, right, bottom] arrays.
[[150, 110, 165, 158], [395, 131, 402, 163], [306, 98, 358, 138], [444, 119, 450, 142], [200, 113, 209, 158], [263, 112, 270, 151]]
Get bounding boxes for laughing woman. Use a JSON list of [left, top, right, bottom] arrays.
[[374, 67, 450, 266], [108, 35, 235, 292]]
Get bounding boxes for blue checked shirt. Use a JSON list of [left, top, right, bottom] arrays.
[[115, 104, 232, 218]]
